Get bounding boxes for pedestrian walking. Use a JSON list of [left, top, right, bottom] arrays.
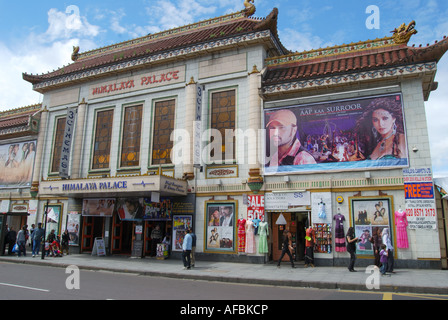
[[346, 227, 359, 272], [61, 230, 70, 255], [190, 229, 197, 267], [277, 230, 295, 268], [304, 226, 315, 268], [379, 244, 390, 276], [29, 224, 36, 248], [32, 223, 45, 257], [2, 224, 9, 255], [16, 226, 27, 257], [182, 229, 193, 270], [370, 227, 382, 268], [7, 227, 16, 255], [382, 228, 395, 273]]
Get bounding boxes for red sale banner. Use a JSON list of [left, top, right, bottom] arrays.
[[247, 195, 265, 220]]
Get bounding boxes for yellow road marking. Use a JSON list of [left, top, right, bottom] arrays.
[[383, 293, 393, 300]]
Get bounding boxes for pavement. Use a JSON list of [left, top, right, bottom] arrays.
[[1, 253, 447, 296]]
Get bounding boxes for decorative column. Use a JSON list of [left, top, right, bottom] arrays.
[[71, 98, 87, 179], [182, 77, 197, 180], [30, 106, 49, 198], [247, 65, 264, 193]]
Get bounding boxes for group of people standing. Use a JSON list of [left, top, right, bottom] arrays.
[[346, 226, 394, 275], [3, 223, 70, 258]]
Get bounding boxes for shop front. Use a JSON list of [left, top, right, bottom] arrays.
[[38, 174, 189, 258], [265, 191, 311, 263]]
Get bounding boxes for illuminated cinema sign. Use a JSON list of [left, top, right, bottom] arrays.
[[264, 94, 409, 174]]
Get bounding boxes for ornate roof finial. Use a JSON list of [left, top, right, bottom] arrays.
[[71, 46, 80, 61], [391, 21, 418, 45], [243, 0, 256, 17]]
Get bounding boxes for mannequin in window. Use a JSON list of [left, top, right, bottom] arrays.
[[245, 218, 256, 254], [237, 217, 246, 253], [333, 208, 346, 252], [258, 219, 269, 254], [395, 207, 409, 249]]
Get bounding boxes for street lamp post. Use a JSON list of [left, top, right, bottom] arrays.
[[41, 200, 49, 260]]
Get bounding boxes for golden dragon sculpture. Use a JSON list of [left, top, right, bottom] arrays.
[[243, 0, 256, 17], [391, 21, 418, 44]]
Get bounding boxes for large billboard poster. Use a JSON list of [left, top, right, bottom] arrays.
[[0, 141, 36, 188], [264, 94, 408, 174]]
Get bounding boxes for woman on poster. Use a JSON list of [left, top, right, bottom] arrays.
[[355, 97, 407, 160]]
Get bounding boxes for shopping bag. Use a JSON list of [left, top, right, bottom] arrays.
[[12, 243, 19, 253]]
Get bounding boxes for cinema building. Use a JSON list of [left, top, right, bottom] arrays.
[[0, 104, 41, 251], [22, 5, 448, 268]]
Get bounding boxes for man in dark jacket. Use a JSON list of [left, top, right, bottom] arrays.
[[7, 227, 16, 255]]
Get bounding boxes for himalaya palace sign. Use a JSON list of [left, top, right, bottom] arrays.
[[89, 66, 186, 99], [39, 176, 187, 197]]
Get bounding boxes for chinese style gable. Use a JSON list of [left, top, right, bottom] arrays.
[[23, 8, 288, 93]]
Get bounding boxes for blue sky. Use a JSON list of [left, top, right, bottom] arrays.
[[0, 0, 447, 176]]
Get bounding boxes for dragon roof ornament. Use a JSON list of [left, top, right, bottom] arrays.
[[243, 0, 256, 17], [391, 21, 418, 44]]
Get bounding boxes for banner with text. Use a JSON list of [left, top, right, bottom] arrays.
[[403, 167, 437, 230], [264, 94, 408, 174]]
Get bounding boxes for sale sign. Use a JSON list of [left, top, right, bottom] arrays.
[[403, 168, 437, 230], [247, 195, 265, 221]]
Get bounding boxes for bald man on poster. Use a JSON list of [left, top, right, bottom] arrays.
[[266, 109, 316, 167]]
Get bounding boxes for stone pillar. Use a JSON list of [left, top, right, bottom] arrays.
[[30, 106, 49, 197], [247, 65, 264, 192], [182, 77, 197, 180], [71, 98, 87, 179]]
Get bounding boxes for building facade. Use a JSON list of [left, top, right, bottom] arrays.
[[21, 5, 448, 268], [0, 104, 41, 253]]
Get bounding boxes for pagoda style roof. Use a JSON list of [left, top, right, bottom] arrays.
[[262, 31, 448, 100], [0, 104, 41, 139], [23, 8, 288, 93]]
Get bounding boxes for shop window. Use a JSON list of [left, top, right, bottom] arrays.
[[120, 105, 143, 168], [92, 109, 114, 170], [210, 89, 236, 162], [151, 99, 175, 165], [50, 117, 66, 173]]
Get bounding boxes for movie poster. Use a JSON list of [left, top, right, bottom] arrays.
[[82, 199, 116, 217], [0, 141, 36, 188], [173, 215, 193, 252], [264, 94, 408, 174], [350, 197, 393, 256], [205, 202, 236, 253]]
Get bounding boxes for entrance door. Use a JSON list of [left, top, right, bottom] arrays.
[[81, 217, 103, 252], [111, 213, 133, 254], [272, 212, 309, 262], [144, 221, 168, 257]]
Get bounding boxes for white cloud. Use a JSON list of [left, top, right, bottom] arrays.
[[426, 57, 448, 177], [145, 0, 217, 30], [44, 7, 100, 42], [278, 28, 334, 52], [0, 7, 101, 111]]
